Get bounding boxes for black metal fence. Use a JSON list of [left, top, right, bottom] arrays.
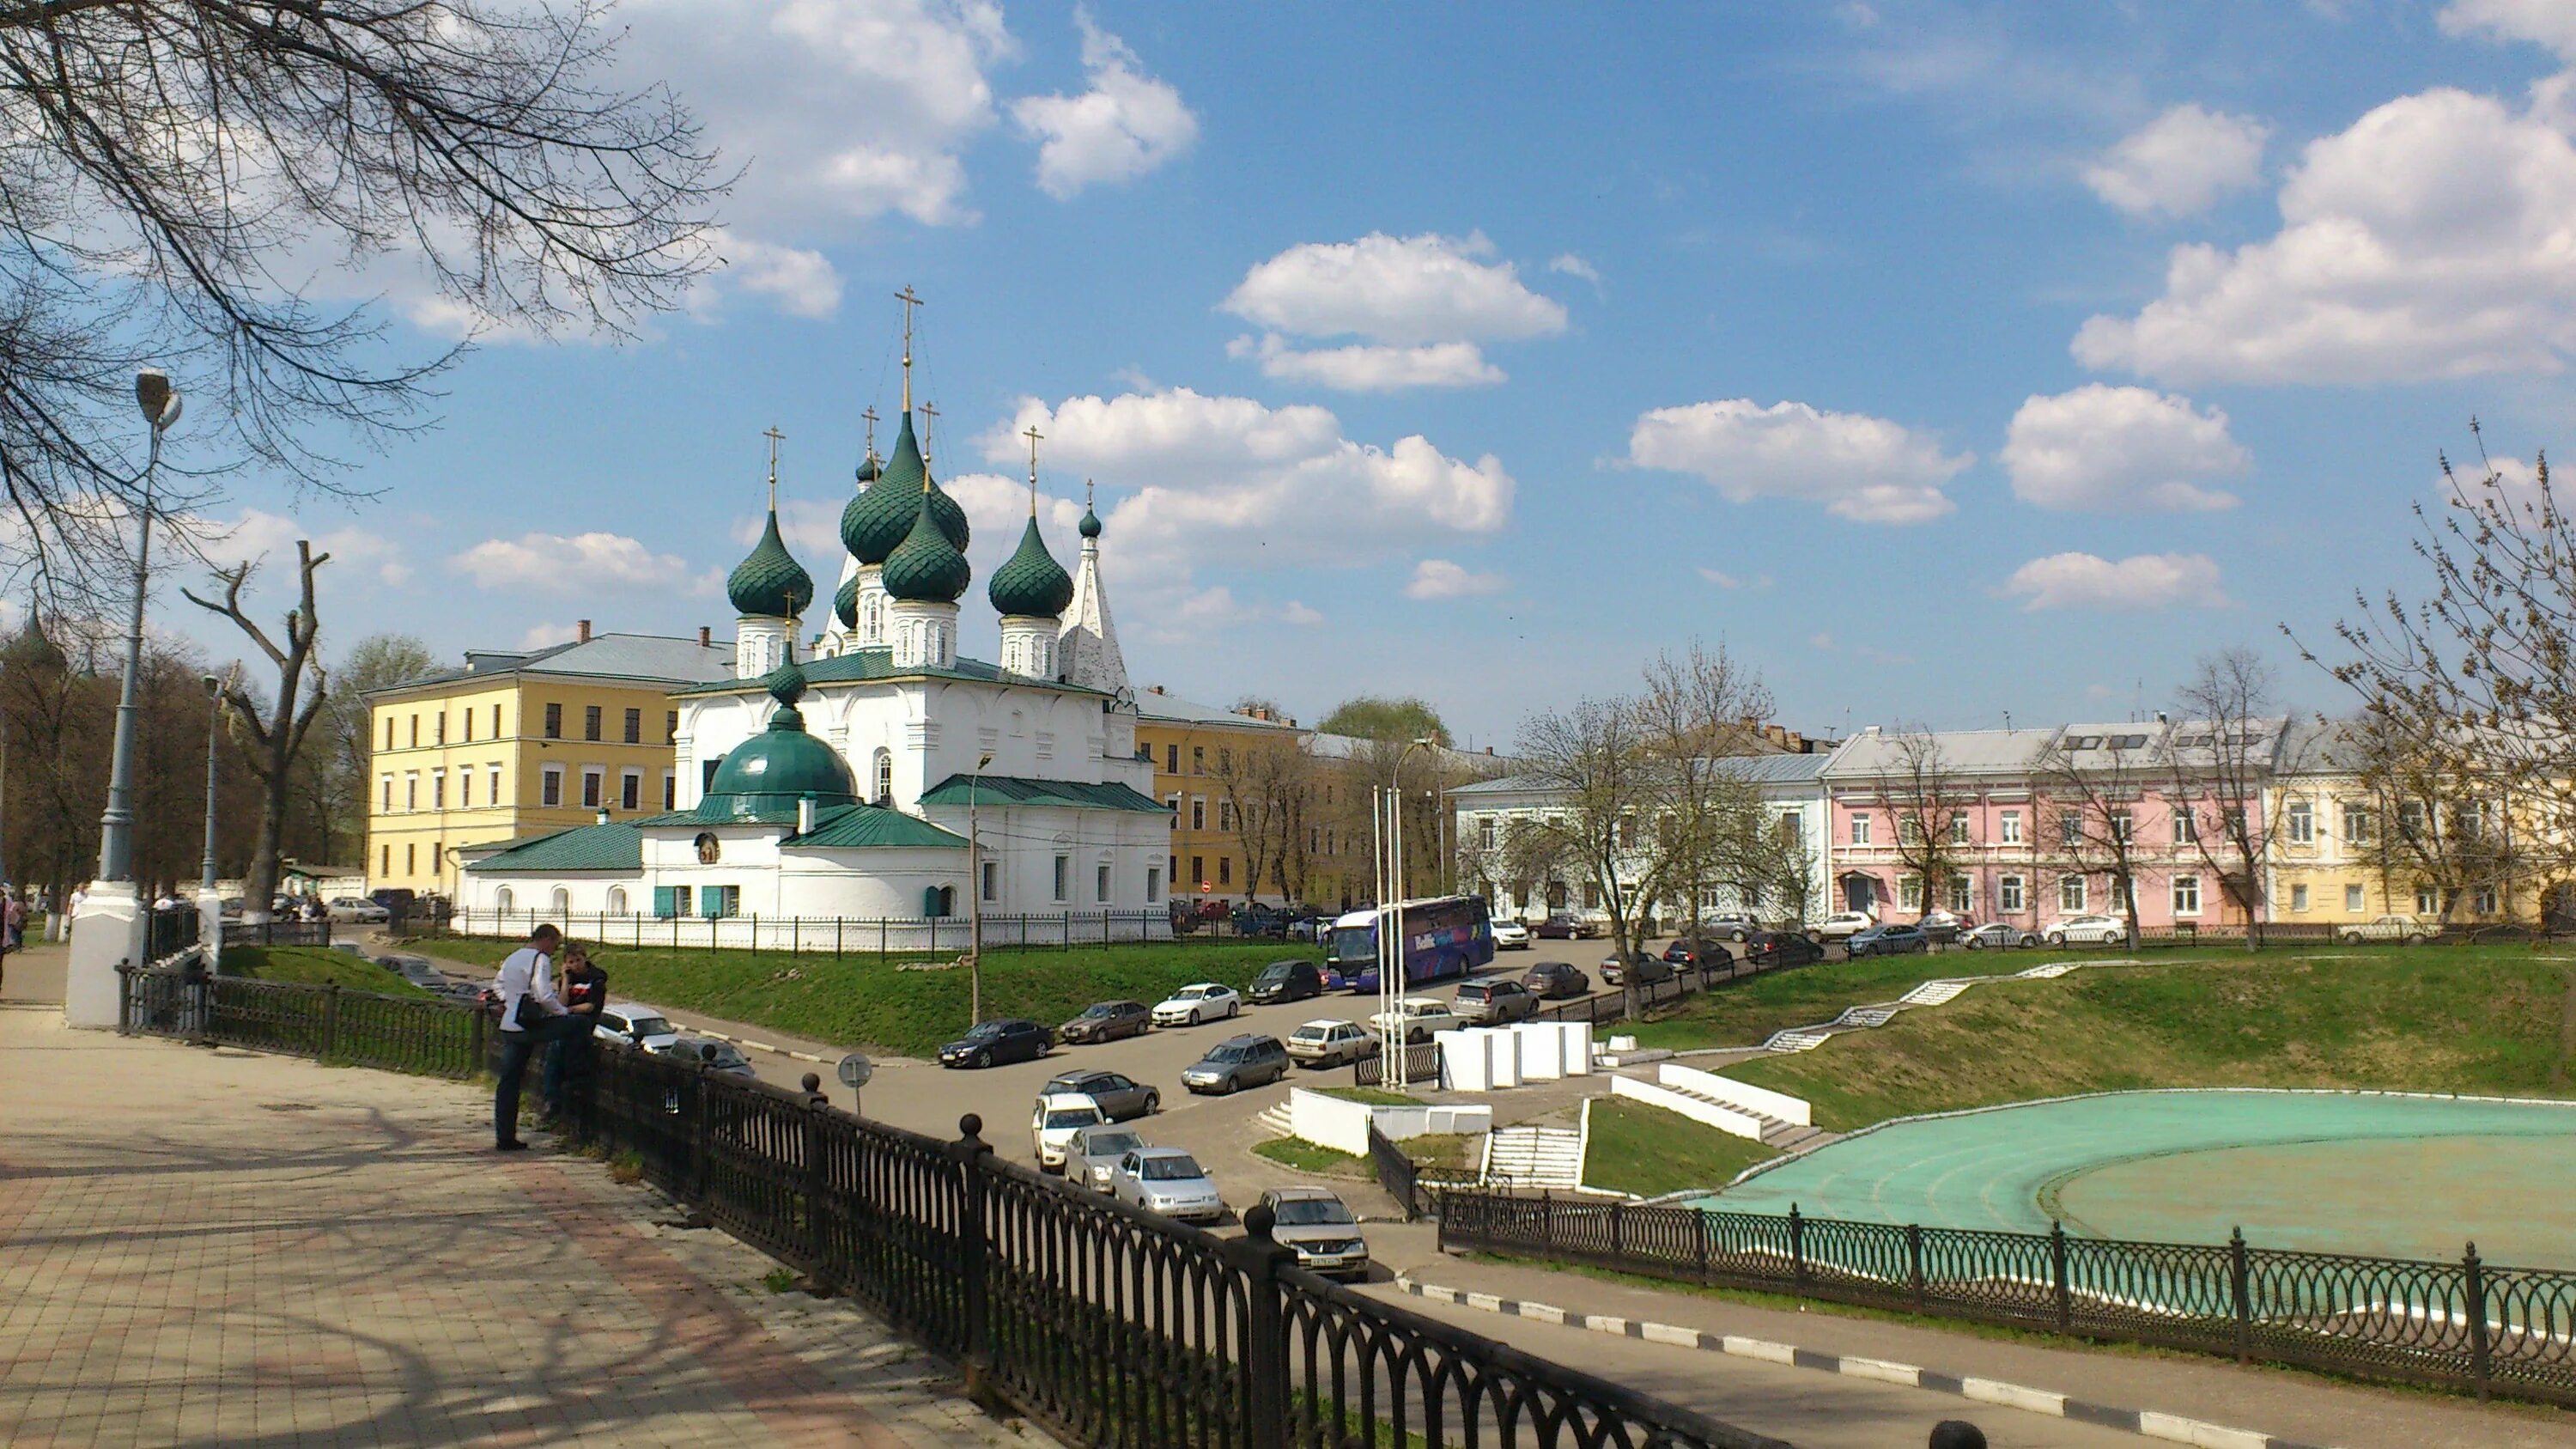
[[411, 907, 1319, 953], [222, 916, 334, 948], [1439, 1190, 2576, 1407], [145, 905, 202, 961], [1366, 1121, 1422, 1222], [1351, 1041, 1443, 1089], [118, 965, 485, 1078]]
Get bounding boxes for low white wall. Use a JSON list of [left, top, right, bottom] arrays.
[[1435, 1022, 1594, 1090], [1287, 1087, 1375, 1157], [1657, 1062, 1812, 1127], [1376, 1103, 1493, 1140], [1608, 1074, 1765, 1142]]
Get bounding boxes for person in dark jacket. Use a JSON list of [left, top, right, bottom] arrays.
[[551, 944, 608, 1105]]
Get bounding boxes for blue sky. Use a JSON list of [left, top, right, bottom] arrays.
[[167, 1, 2576, 747]]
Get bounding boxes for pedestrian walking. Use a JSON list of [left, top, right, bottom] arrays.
[[489, 924, 584, 1151]]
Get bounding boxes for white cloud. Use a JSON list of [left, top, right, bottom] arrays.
[[2441, 0, 2576, 61], [1809, 631, 1838, 651], [2001, 551, 2227, 611], [1626, 399, 1968, 525], [1224, 232, 1567, 347], [519, 622, 579, 651], [705, 233, 843, 320], [1404, 559, 1506, 600], [1227, 333, 1504, 391], [2000, 385, 2248, 513], [452, 532, 705, 593], [2082, 105, 2270, 219], [2075, 84, 2576, 384], [1011, 9, 1198, 198], [1698, 568, 1773, 590], [180, 508, 416, 590], [1548, 253, 1602, 286]]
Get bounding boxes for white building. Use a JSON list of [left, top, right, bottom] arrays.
[[458, 406, 1170, 937]]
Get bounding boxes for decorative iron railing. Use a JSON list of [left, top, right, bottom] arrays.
[[221, 916, 334, 948], [144, 905, 202, 962], [413, 906, 1287, 951], [1366, 1121, 1422, 1222], [119, 965, 484, 1079], [1437, 1190, 2576, 1407]]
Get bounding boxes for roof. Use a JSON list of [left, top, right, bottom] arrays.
[[917, 773, 1167, 813], [673, 646, 1109, 698], [727, 508, 815, 619], [1133, 689, 1299, 730], [1449, 752, 1830, 798], [467, 822, 643, 874], [373, 633, 736, 698], [784, 802, 968, 849], [989, 513, 1074, 618], [1822, 728, 2050, 778]]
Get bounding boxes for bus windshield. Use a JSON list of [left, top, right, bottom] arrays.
[[1328, 924, 1376, 965]]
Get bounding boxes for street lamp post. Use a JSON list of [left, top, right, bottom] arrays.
[[1382, 737, 1435, 1090], [968, 750, 993, 1026], [196, 673, 225, 969]]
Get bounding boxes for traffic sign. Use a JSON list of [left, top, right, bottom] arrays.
[[836, 1052, 875, 1090]]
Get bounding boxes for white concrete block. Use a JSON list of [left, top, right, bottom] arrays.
[[1721, 1336, 1796, 1366], [1962, 1378, 2065, 1416]]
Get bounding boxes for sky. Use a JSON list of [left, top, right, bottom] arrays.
[[147, 0, 2576, 749]]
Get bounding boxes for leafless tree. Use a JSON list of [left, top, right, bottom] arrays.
[[2342, 709, 2524, 926], [1512, 696, 1662, 1018], [0, 2, 720, 600], [1216, 731, 1315, 905], [1635, 643, 1776, 928], [2036, 733, 2154, 948], [2171, 649, 2296, 948], [1862, 728, 1971, 922], [184, 541, 328, 922]]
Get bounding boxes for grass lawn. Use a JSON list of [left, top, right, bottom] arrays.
[[1615, 954, 1978, 1052], [1724, 946, 2576, 1131], [407, 935, 1307, 1057], [1581, 1098, 1777, 1198], [225, 945, 428, 996], [1251, 1137, 1370, 1177]]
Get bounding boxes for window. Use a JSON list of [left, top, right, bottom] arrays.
[[1899, 816, 1923, 846], [663, 771, 677, 811], [702, 758, 720, 795], [2109, 733, 2148, 750], [2415, 884, 2438, 915], [2110, 809, 2134, 843], [981, 861, 999, 903], [405, 843, 416, 873], [2000, 874, 2026, 912], [431, 843, 442, 873], [489, 764, 502, 803], [1165, 794, 1182, 826], [381, 843, 391, 875], [1170, 853, 1179, 881], [2399, 801, 2427, 840], [1218, 857, 1232, 886], [460, 771, 472, 807], [1479, 816, 1497, 849], [1777, 813, 1802, 847], [495, 886, 514, 913], [1190, 797, 1206, 831], [1899, 875, 1923, 910], [1097, 862, 1111, 903], [1948, 815, 1970, 845], [2000, 810, 2022, 844], [665, 710, 678, 742], [580, 769, 603, 808], [549, 886, 568, 915], [541, 766, 563, 807], [2060, 876, 2088, 913], [2342, 803, 2372, 843], [2291, 884, 2310, 912], [431, 771, 446, 809], [1190, 855, 1205, 888], [543, 703, 562, 740], [383, 717, 394, 751], [1145, 867, 1163, 904], [1165, 744, 1179, 773], [2476, 885, 2499, 916], [1054, 854, 1071, 902], [606, 886, 627, 916], [620, 770, 641, 811], [434, 712, 446, 746], [462, 711, 472, 744], [405, 774, 418, 810], [2287, 801, 2315, 844], [2172, 874, 2201, 916], [583, 704, 602, 742], [2346, 884, 2365, 913], [868, 749, 891, 801], [655, 885, 692, 919], [380, 775, 392, 810], [1218, 747, 1232, 773], [2059, 813, 2081, 847], [409, 714, 419, 747], [2172, 810, 2196, 845], [705, 885, 741, 919], [1947, 877, 1972, 913], [623, 708, 641, 744], [1850, 813, 1872, 846], [1218, 801, 1236, 832], [492, 703, 503, 738]]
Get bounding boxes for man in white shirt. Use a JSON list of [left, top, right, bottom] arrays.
[[490, 924, 584, 1149]]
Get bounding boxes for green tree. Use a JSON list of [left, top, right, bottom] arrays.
[[1317, 696, 1449, 746]]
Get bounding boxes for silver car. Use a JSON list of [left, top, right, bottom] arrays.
[[1109, 1147, 1224, 1223], [1065, 1124, 1148, 1192], [1260, 1186, 1370, 1280]]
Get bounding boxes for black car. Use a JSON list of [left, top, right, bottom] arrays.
[[1845, 922, 1930, 958], [1739, 930, 1826, 971], [1521, 960, 1591, 1000], [939, 1018, 1052, 1068], [1060, 1000, 1151, 1044], [1246, 959, 1325, 1005], [1599, 951, 1674, 987], [1661, 939, 1726, 969]]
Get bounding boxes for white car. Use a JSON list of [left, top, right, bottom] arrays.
[[1285, 1019, 1380, 1068], [1151, 983, 1242, 1027], [2340, 914, 2436, 945], [1489, 919, 1533, 950], [2044, 914, 2129, 946], [1030, 1093, 1109, 1172], [325, 896, 390, 923], [1365, 996, 1459, 1044], [594, 1004, 681, 1054], [1110, 1146, 1225, 1223], [1816, 910, 1875, 941]]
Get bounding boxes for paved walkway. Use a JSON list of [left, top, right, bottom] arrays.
[[0, 1012, 1034, 1448]]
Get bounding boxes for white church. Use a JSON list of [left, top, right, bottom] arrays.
[[457, 384, 1173, 938]]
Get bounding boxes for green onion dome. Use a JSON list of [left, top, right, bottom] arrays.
[[846, 411, 968, 563], [837, 450, 882, 560], [726, 508, 813, 620], [833, 572, 860, 630], [987, 514, 1073, 618], [882, 486, 973, 603], [702, 663, 858, 818], [1078, 502, 1103, 539]]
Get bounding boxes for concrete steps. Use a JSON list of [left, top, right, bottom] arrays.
[[1831, 1006, 1896, 1029], [1255, 1103, 1294, 1136], [1760, 1028, 1833, 1053], [1482, 1126, 1583, 1190], [1644, 1073, 1828, 1154], [1898, 979, 1971, 1008]]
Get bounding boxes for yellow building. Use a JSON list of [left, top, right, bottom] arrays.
[[363, 625, 733, 899], [1133, 687, 1305, 907], [2263, 721, 2536, 928]]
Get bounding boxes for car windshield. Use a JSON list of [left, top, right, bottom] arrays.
[[963, 1022, 1009, 1039], [1081, 1004, 1124, 1018], [627, 1015, 672, 1037], [1082, 1132, 1142, 1156], [1043, 1108, 1103, 1129], [1291, 1026, 1331, 1042], [1206, 1046, 1247, 1062], [1255, 964, 1291, 982], [1457, 985, 1489, 1000], [1270, 1198, 1354, 1227], [1140, 1155, 1205, 1181], [1175, 987, 1209, 1000]]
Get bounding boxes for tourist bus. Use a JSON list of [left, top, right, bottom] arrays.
[[1328, 895, 1495, 993]]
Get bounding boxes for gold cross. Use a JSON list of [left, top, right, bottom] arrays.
[[860, 405, 878, 466], [762, 425, 784, 510], [1024, 424, 1044, 514], [919, 403, 939, 482], [895, 286, 923, 411]]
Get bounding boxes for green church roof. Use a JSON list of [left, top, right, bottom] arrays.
[[845, 411, 968, 564], [785, 802, 969, 849], [727, 508, 814, 619], [917, 774, 1167, 813], [987, 514, 1073, 618], [700, 663, 859, 817], [468, 823, 643, 874], [833, 573, 859, 630], [883, 484, 972, 603]]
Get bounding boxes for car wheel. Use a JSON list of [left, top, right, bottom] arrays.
[[972, 1049, 992, 1069], [1143, 1090, 1160, 1115], [1228, 1001, 1240, 1019], [1188, 1008, 1202, 1026], [1964, 936, 1984, 950]]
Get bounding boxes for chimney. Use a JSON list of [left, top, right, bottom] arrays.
[[594, 807, 610, 825], [1484, 746, 1494, 756], [698, 625, 712, 648], [798, 797, 816, 835], [1741, 715, 1759, 730], [576, 619, 592, 643]]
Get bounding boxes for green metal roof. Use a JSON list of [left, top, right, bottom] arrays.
[[846, 411, 968, 564], [671, 646, 1110, 697], [917, 774, 1167, 813], [468, 822, 644, 874], [727, 508, 814, 619], [883, 486, 972, 603], [785, 802, 969, 849], [988, 513, 1073, 618]]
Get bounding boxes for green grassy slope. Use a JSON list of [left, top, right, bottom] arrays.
[[225, 945, 429, 995]]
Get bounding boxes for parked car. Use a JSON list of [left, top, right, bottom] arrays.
[[368, 887, 416, 913], [1151, 983, 1243, 1027], [1059, 999, 1151, 1044], [1232, 904, 1293, 938], [670, 1038, 756, 1078], [1030, 1093, 1109, 1171], [1452, 977, 1540, 1026], [1286, 913, 1330, 942], [1845, 922, 1930, 957], [1489, 918, 1533, 950], [1520, 960, 1591, 1000], [1181, 1034, 1291, 1094], [1109, 1147, 1225, 1223], [1533, 913, 1591, 940], [1285, 1019, 1379, 1068], [1260, 1186, 1370, 1280], [594, 1004, 680, 1054], [939, 1018, 1051, 1068], [1961, 922, 2041, 950], [1694, 913, 1762, 943], [1366, 996, 1459, 1044], [325, 896, 390, 924], [1739, 931, 1826, 971], [1246, 959, 1326, 1006], [2044, 914, 2130, 947], [2341, 914, 2437, 945], [1066, 1124, 1148, 1192], [1039, 1068, 1159, 1121], [1660, 939, 1724, 970], [1816, 910, 1876, 941], [1917, 910, 1968, 944], [1597, 951, 1673, 987]]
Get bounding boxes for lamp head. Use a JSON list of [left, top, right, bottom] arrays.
[[134, 370, 179, 432], [977, 752, 994, 770], [200, 673, 220, 697]]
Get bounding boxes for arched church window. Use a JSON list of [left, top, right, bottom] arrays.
[[548, 886, 570, 916], [873, 748, 893, 803], [496, 886, 515, 913], [606, 886, 628, 916]]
